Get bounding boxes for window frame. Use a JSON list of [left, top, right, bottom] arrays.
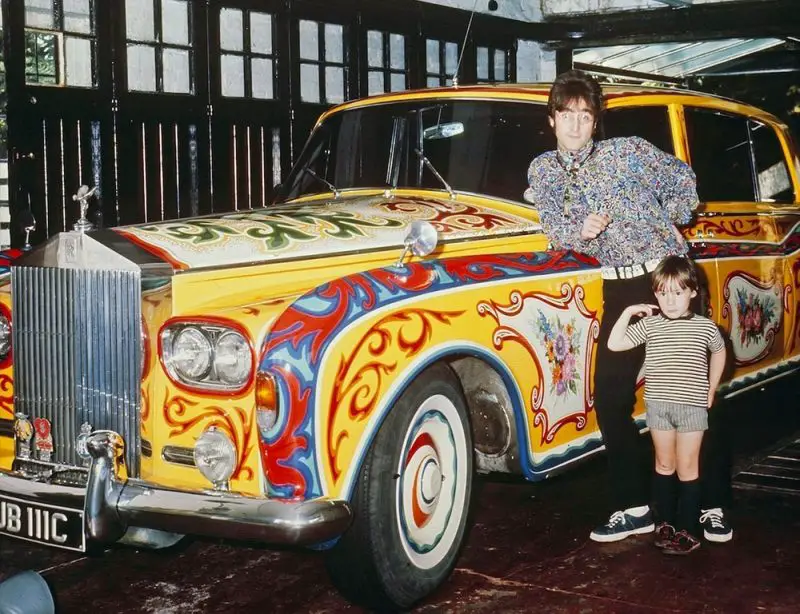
[[217, 7, 278, 100], [365, 29, 408, 95], [123, 0, 195, 95], [296, 18, 349, 105]]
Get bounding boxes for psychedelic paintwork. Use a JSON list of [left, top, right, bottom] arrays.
[[113, 197, 539, 270]]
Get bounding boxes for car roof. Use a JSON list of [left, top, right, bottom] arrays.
[[321, 82, 782, 127]]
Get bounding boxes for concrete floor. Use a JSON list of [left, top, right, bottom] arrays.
[[1, 378, 798, 613]]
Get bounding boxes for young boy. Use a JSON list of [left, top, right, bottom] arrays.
[[607, 256, 726, 555]]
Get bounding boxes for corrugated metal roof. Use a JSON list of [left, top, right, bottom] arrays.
[[574, 38, 784, 78]]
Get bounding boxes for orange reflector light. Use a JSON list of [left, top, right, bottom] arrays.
[[255, 371, 278, 411]]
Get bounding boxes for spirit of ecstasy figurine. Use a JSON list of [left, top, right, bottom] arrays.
[[72, 184, 97, 233]]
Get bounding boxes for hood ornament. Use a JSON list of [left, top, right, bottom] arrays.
[[72, 185, 97, 233]]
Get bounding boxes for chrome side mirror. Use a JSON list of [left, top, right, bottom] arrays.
[[395, 221, 438, 267], [19, 209, 36, 251]]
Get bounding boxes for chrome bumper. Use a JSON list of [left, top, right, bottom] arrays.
[[0, 431, 352, 548]]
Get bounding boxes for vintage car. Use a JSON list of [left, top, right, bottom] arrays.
[[0, 83, 798, 611]]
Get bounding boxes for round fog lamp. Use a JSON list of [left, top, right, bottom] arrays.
[[194, 427, 237, 487]]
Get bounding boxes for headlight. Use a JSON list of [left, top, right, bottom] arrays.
[[0, 314, 10, 359], [161, 321, 254, 392], [194, 427, 237, 488], [171, 327, 212, 380], [213, 331, 250, 386]]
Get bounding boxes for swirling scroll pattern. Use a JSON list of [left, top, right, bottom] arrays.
[[328, 308, 465, 481], [162, 392, 256, 482], [478, 284, 599, 445], [689, 218, 762, 240], [259, 249, 598, 499], [381, 198, 534, 232], [0, 374, 13, 419]]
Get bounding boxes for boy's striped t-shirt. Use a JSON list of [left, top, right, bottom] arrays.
[[624, 313, 725, 407]]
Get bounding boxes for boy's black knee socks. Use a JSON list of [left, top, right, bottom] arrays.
[[677, 478, 702, 536], [652, 471, 678, 525]]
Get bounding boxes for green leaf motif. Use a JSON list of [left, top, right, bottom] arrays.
[[138, 220, 239, 245]]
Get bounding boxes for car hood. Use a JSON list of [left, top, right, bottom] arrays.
[[112, 194, 540, 271]]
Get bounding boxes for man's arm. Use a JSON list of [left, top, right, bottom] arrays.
[[526, 158, 601, 254], [628, 137, 699, 225]]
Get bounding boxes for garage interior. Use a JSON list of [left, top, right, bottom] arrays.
[[0, 0, 797, 250]]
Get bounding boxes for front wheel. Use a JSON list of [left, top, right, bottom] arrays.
[[325, 362, 473, 612]]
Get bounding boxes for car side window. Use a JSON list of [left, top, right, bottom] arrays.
[[602, 106, 674, 154], [684, 107, 755, 202], [750, 120, 795, 204]]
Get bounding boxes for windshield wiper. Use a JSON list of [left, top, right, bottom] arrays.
[[300, 167, 341, 199], [414, 148, 455, 200]]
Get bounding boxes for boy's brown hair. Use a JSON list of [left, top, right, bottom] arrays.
[[651, 255, 699, 293], [547, 69, 605, 119]]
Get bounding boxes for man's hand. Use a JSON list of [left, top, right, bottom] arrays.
[[580, 213, 611, 241]]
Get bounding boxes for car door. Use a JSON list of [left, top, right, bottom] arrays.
[[682, 105, 788, 386]]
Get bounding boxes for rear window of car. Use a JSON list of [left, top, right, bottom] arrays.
[[602, 105, 674, 154]]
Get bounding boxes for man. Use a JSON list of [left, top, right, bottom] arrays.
[[525, 70, 732, 543]]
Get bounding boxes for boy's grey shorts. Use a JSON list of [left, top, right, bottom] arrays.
[[645, 399, 708, 432]]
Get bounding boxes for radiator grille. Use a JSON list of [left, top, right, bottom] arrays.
[[11, 266, 142, 476]]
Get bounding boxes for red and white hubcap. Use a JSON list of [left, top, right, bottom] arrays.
[[396, 393, 469, 570]]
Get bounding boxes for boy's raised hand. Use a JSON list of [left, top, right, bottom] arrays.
[[625, 304, 658, 318]]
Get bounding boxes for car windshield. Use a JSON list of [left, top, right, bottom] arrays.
[[277, 99, 555, 203]]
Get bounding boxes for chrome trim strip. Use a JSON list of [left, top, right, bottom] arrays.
[[0, 431, 352, 548], [161, 445, 195, 466]]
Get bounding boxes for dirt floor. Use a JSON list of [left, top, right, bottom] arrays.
[[1, 377, 798, 613]]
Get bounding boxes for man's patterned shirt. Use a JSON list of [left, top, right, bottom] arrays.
[[525, 136, 699, 267]]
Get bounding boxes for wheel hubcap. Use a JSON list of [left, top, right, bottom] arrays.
[[397, 394, 469, 570]]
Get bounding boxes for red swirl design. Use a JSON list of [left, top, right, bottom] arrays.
[[162, 392, 256, 481], [327, 308, 464, 481]]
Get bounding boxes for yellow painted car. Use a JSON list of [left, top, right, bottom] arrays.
[[0, 84, 798, 610]]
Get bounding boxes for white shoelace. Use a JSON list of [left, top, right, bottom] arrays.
[[699, 508, 725, 528], [607, 511, 627, 526]]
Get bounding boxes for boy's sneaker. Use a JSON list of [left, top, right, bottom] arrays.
[[699, 508, 733, 543], [590, 509, 655, 543], [662, 530, 701, 555], [653, 522, 677, 548]]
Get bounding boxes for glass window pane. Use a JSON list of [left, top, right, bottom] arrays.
[[426, 39, 439, 73], [162, 0, 189, 46], [325, 66, 344, 104], [427, 76, 439, 88], [477, 47, 488, 80], [219, 8, 243, 52], [325, 24, 344, 63], [127, 43, 156, 91], [25, 31, 59, 85], [494, 49, 506, 81], [126, 0, 155, 42], [390, 72, 405, 92], [250, 13, 272, 55], [251, 57, 274, 99], [389, 34, 404, 69], [64, 0, 92, 34], [65, 36, 94, 87], [162, 47, 191, 93], [299, 20, 318, 61], [367, 30, 382, 68], [445, 42, 458, 76], [300, 63, 320, 103], [221, 53, 244, 97], [25, 0, 54, 29], [368, 70, 384, 96]]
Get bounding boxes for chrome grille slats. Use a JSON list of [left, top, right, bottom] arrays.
[[12, 266, 142, 477]]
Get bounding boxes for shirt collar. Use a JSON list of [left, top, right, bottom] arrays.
[[556, 139, 595, 172]]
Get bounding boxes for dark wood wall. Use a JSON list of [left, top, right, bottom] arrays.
[[1, 0, 558, 248]]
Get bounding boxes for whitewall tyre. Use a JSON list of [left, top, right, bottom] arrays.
[[325, 362, 473, 612]]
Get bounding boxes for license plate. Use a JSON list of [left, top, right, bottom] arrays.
[[0, 494, 85, 552]]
